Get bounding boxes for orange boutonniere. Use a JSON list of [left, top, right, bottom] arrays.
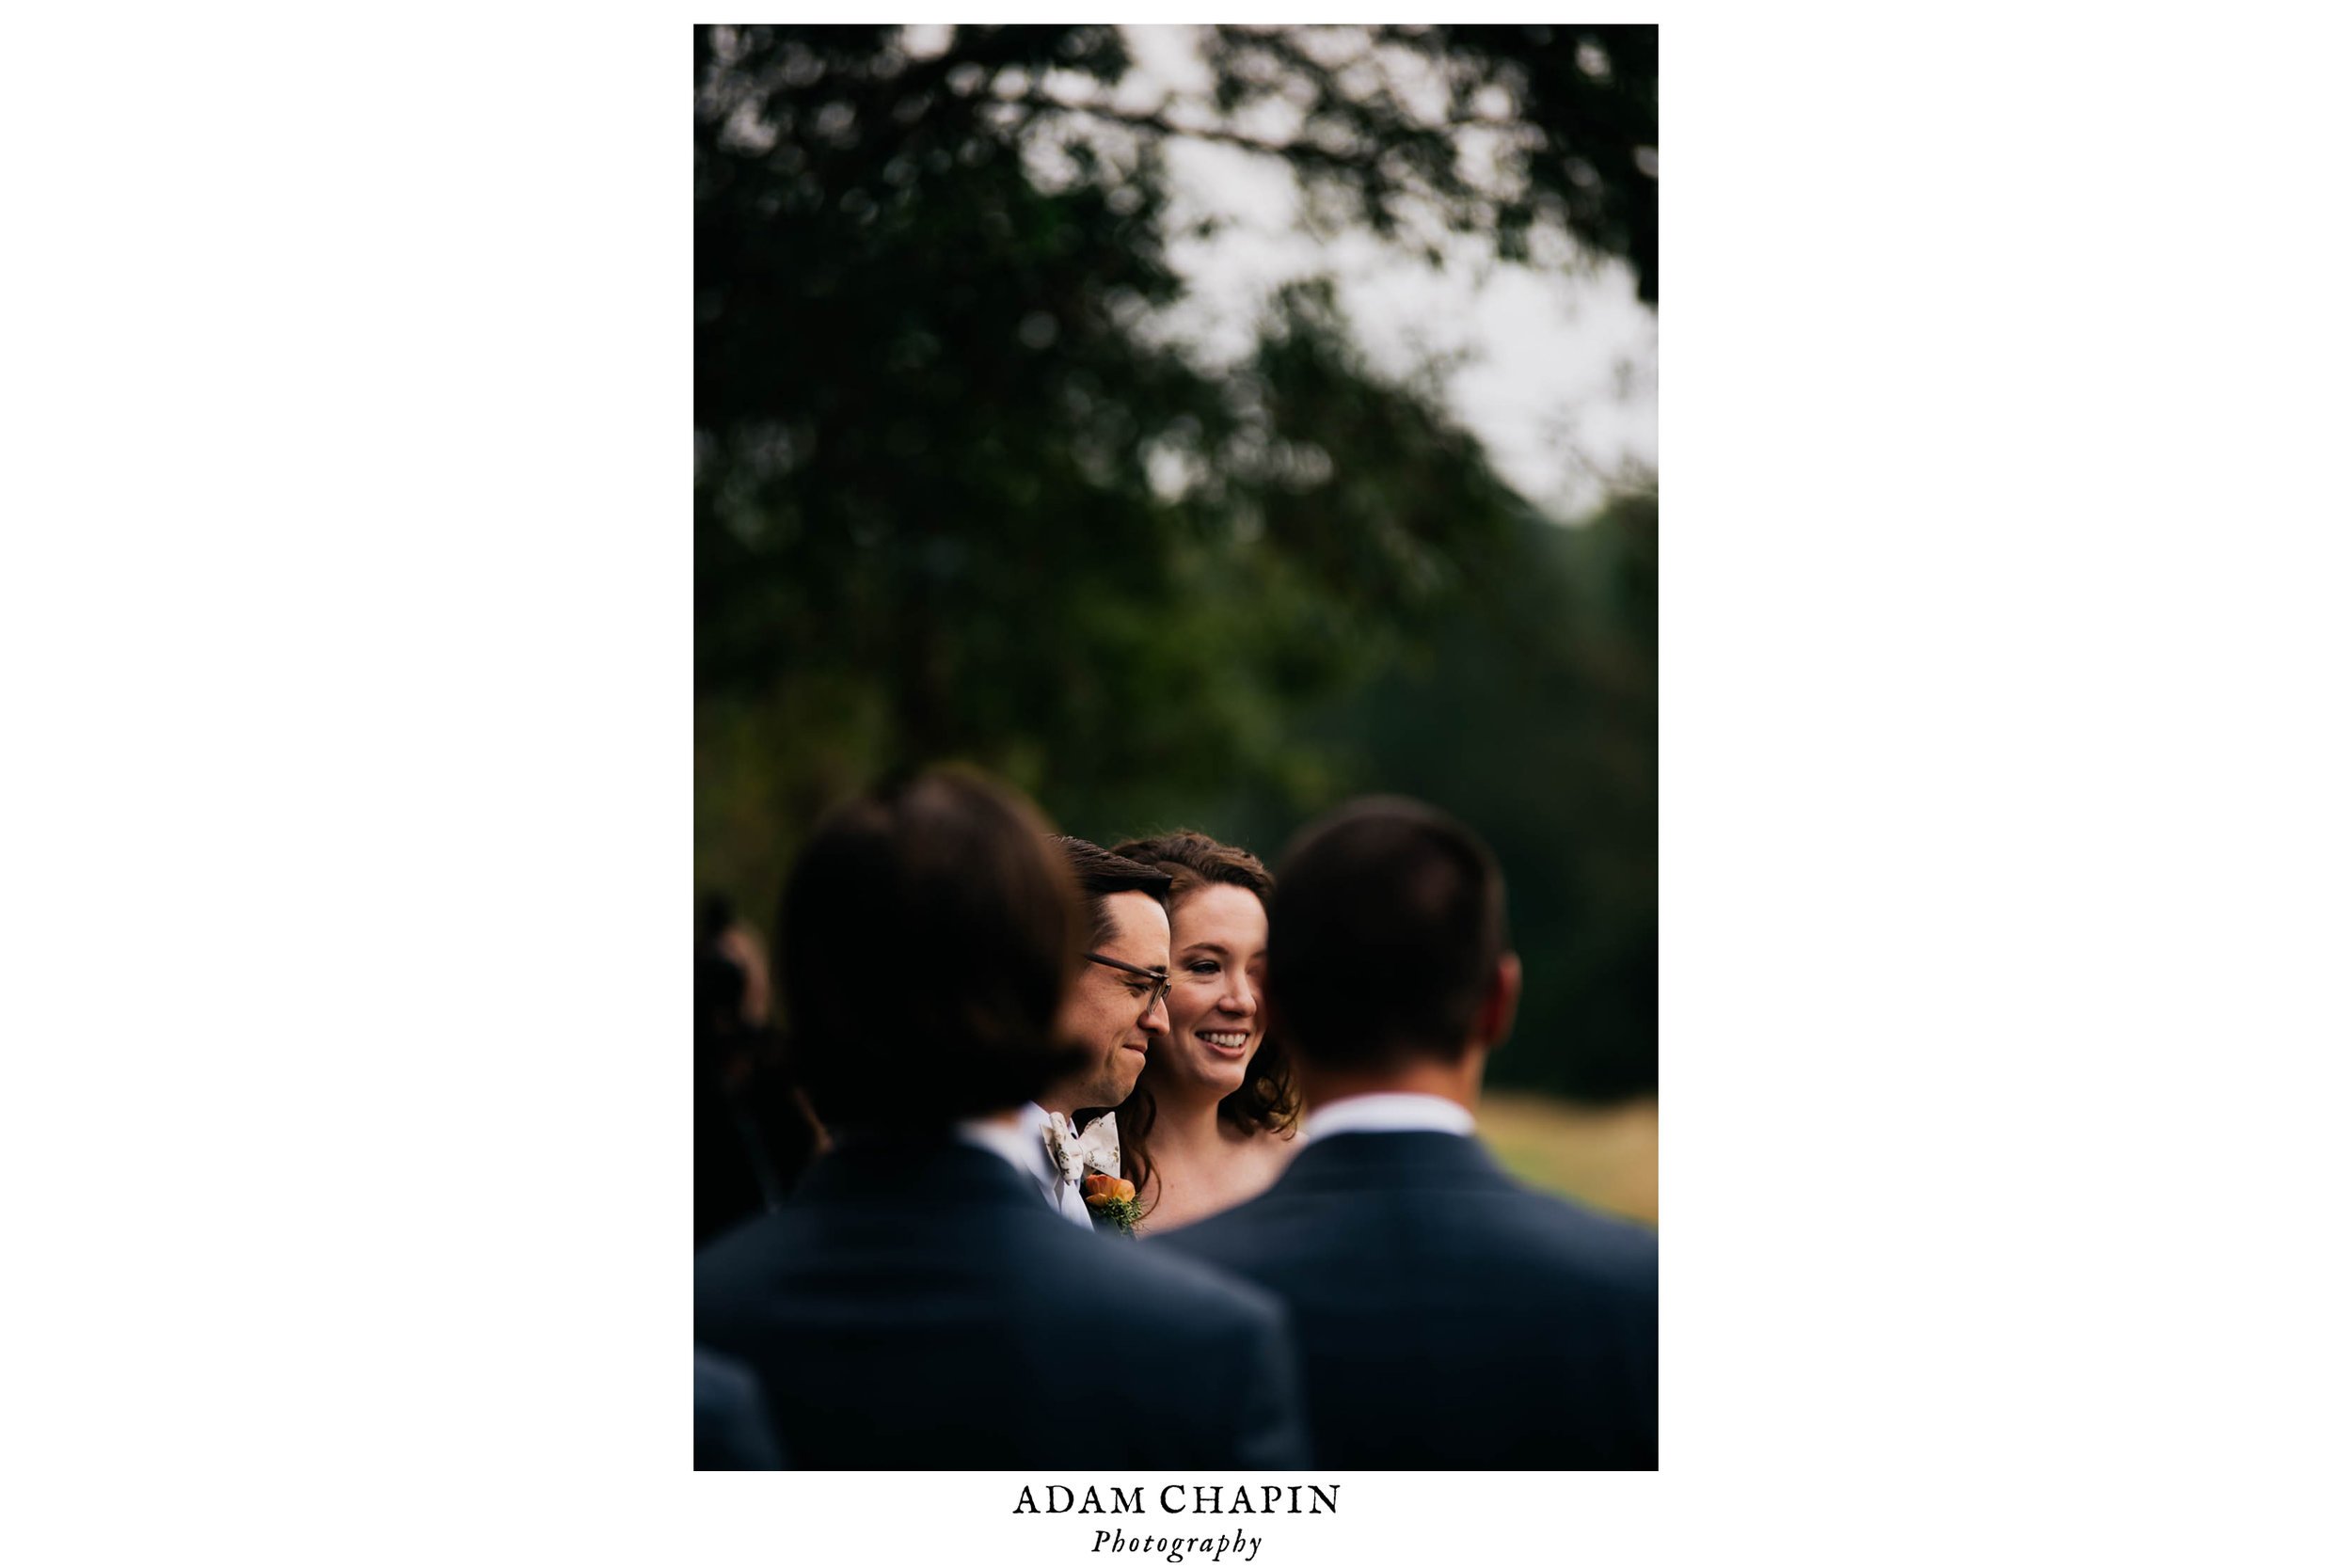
[[1083, 1173, 1142, 1236]]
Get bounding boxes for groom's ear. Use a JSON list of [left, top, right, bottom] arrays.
[[1472, 952, 1522, 1053]]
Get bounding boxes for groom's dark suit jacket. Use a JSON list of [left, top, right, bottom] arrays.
[[1157, 1131, 1658, 1470], [694, 1134, 1311, 1469]]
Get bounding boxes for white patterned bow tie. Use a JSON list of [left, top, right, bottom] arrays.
[[1041, 1111, 1121, 1186]]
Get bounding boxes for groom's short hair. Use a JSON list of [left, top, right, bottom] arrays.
[[1050, 835, 1173, 946], [780, 768, 1089, 1124], [1268, 797, 1510, 1068]]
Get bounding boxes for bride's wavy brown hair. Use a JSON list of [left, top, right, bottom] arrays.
[[1104, 831, 1298, 1212]]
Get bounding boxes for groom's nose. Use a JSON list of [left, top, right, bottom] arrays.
[[1140, 992, 1171, 1038]]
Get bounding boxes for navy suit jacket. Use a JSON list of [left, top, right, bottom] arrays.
[[1156, 1131, 1658, 1470], [694, 1347, 787, 1469], [695, 1134, 1311, 1469]]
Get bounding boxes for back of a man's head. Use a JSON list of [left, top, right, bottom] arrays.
[[1268, 797, 1511, 1069], [780, 768, 1087, 1126]]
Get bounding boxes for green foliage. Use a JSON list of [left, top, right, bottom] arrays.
[[1089, 1196, 1145, 1236], [1179, 488, 1656, 1099], [1194, 25, 1659, 299], [695, 24, 1659, 1096], [1347, 492, 1658, 1100]]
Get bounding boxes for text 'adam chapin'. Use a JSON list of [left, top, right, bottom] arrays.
[[1012, 1484, 1339, 1516]]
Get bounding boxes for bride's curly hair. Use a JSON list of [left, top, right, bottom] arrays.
[[1104, 831, 1298, 1211]]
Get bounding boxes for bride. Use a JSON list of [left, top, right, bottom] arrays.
[[1105, 832, 1298, 1232]]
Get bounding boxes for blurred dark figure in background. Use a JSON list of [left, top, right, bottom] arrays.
[[700, 894, 771, 1030], [695, 768, 1310, 1468], [1159, 797, 1659, 1469], [695, 895, 823, 1247], [694, 1346, 786, 1470]]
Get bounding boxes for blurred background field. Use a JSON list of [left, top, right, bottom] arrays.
[[1483, 1091, 1657, 1226], [696, 25, 1658, 1198]]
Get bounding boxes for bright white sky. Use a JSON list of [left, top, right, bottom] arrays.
[[1123, 24, 1658, 522], [898, 22, 1659, 521]]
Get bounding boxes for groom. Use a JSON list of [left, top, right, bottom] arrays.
[[694, 768, 1308, 1468], [1017, 837, 1172, 1225], [1158, 797, 1660, 1469]]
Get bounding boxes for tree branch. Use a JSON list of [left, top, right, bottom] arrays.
[[1007, 92, 1385, 171]]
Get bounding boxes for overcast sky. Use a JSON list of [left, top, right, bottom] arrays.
[[1126, 24, 1658, 522]]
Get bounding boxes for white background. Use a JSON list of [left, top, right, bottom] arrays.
[[4, 5, 2350, 1564]]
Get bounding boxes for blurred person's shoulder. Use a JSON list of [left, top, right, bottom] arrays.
[[693, 1347, 785, 1470], [1157, 1133, 1654, 1292], [1042, 1208, 1298, 1340], [692, 1202, 819, 1299], [1471, 1175, 1657, 1295], [691, 1164, 1293, 1343]]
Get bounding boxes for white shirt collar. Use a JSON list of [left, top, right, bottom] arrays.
[[956, 1101, 1057, 1185], [1299, 1091, 1476, 1145]]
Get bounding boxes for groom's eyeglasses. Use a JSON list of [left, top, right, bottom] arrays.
[[1085, 952, 1172, 1018]]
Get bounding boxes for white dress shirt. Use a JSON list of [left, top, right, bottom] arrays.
[[956, 1101, 1094, 1227], [1298, 1091, 1477, 1145]]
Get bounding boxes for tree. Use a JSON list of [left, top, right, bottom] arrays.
[[693, 24, 1659, 1092]]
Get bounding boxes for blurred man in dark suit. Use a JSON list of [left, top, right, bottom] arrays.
[[1157, 797, 1659, 1469], [695, 895, 826, 1245], [694, 1347, 786, 1469], [695, 768, 1310, 1469]]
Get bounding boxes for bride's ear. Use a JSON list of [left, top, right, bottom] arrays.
[[1474, 952, 1522, 1052]]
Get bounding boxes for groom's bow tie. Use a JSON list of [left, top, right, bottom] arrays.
[[1041, 1111, 1120, 1186]]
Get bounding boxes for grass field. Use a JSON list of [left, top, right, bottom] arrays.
[[1479, 1091, 1657, 1227]]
